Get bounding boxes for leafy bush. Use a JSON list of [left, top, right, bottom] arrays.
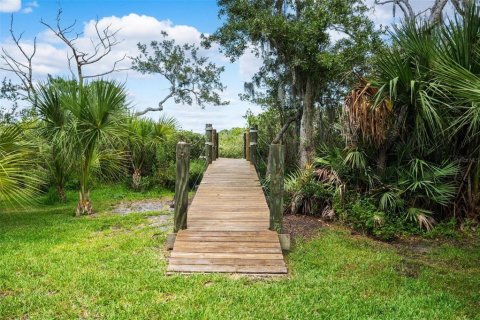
[[156, 158, 207, 191], [424, 219, 459, 239], [335, 196, 419, 241], [284, 166, 337, 216], [42, 187, 63, 205], [218, 127, 244, 158], [189, 159, 207, 188]]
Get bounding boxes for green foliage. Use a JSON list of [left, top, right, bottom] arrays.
[[345, 198, 385, 233], [209, 0, 382, 166], [35, 80, 130, 214], [424, 219, 459, 239], [189, 159, 207, 189], [218, 127, 244, 158], [0, 123, 43, 206], [284, 166, 336, 216], [132, 31, 228, 110], [322, 4, 480, 233], [126, 115, 177, 190], [156, 158, 207, 191], [42, 186, 63, 205]]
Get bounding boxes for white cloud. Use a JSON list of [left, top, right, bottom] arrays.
[[0, 0, 21, 12], [0, 13, 246, 130], [1, 13, 216, 79]]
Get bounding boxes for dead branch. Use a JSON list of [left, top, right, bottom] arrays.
[[40, 9, 128, 84], [374, 0, 449, 23], [0, 15, 36, 99], [375, 0, 415, 19], [134, 91, 175, 117]]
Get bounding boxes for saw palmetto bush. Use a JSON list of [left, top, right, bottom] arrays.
[[0, 124, 43, 207], [36, 79, 74, 202], [341, 3, 480, 230], [36, 80, 129, 215], [126, 115, 177, 190]]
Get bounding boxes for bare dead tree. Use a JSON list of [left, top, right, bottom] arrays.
[[374, 0, 450, 24], [450, 0, 476, 15], [0, 15, 36, 100], [40, 9, 129, 86]]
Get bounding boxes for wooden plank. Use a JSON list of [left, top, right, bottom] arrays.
[[167, 264, 287, 274], [171, 246, 281, 253], [170, 252, 284, 260], [175, 235, 278, 242], [187, 226, 270, 231], [176, 231, 278, 237], [174, 241, 280, 248], [169, 258, 285, 266]]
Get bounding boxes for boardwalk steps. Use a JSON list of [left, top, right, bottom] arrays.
[[167, 158, 287, 274]]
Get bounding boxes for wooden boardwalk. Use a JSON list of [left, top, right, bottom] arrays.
[[168, 158, 287, 274]]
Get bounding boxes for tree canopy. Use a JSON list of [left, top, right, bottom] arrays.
[[132, 32, 228, 116]]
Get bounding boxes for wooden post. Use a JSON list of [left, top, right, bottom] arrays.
[[205, 124, 213, 164], [268, 144, 285, 233], [216, 131, 219, 159], [246, 129, 251, 162], [249, 125, 258, 168], [174, 142, 190, 233], [212, 129, 217, 161], [243, 133, 246, 159]]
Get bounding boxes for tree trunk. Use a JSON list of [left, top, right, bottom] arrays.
[[377, 144, 388, 176], [299, 78, 315, 168], [132, 168, 142, 190], [472, 160, 480, 212], [56, 185, 66, 203], [76, 190, 93, 216]]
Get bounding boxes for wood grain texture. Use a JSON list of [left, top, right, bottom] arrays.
[[206, 124, 213, 164], [268, 144, 285, 233], [168, 158, 287, 274], [173, 142, 190, 233]]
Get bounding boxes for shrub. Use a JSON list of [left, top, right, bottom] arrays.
[[218, 127, 244, 158], [189, 159, 207, 189]]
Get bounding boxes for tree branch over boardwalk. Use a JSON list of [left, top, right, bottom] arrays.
[[131, 32, 228, 116]]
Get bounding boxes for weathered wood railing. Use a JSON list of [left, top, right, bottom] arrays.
[[243, 126, 286, 235], [173, 123, 219, 233]]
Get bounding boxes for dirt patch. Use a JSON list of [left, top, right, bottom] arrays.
[[283, 214, 326, 240], [147, 215, 173, 231], [106, 199, 175, 232], [389, 238, 444, 278], [392, 238, 435, 256], [112, 199, 174, 215], [395, 258, 421, 278]]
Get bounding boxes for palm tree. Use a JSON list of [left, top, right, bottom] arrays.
[[0, 123, 42, 206], [127, 115, 177, 190], [60, 80, 129, 215], [433, 3, 480, 215], [35, 79, 74, 202], [343, 3, 480, 223]]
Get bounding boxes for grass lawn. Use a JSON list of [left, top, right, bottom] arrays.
[[1, 185, 479, 319]]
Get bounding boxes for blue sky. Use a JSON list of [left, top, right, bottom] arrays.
[[0, 0, 453, 132], [0, 0, 265, 132]]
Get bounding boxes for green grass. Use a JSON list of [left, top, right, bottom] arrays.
[[1, 186, 479, 319]]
